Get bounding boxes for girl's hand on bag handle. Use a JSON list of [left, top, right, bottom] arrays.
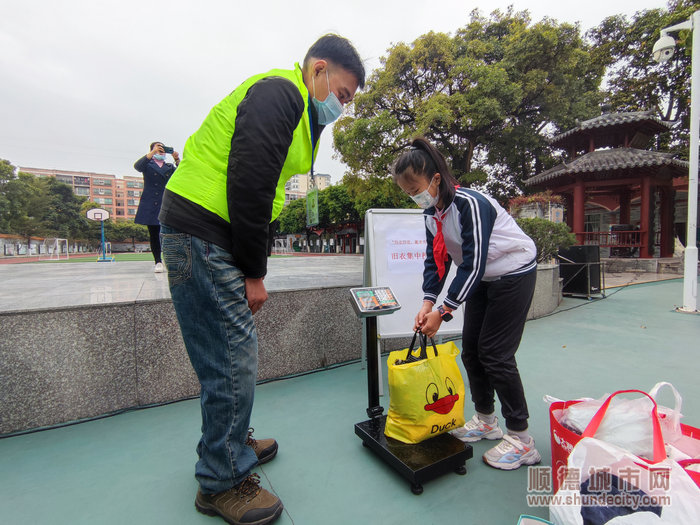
[[419, 310, 442, 338], [414, 301, 434, 331]]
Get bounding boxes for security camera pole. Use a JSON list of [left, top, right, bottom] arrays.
[[653, 11, 700, 313]]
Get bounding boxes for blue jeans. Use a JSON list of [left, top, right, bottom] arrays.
[[160, 225, 259, 494]]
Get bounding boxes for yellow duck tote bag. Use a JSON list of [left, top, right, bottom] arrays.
[[385, 331, 465, 444]]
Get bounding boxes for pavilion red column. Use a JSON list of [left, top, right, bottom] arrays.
[[564, 193, 574, 230], [639, 176, 654, 258], [573, 178, 585, 244], [659, 185, 675, 258], [618, 189, 631, 225]]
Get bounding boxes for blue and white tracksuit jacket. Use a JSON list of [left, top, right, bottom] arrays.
[[423, 187, 537, 310]]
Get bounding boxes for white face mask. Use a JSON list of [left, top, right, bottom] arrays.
[[410, 177, 438, 209]]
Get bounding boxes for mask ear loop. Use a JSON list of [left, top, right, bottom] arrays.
[[311, 67, 331, 102]]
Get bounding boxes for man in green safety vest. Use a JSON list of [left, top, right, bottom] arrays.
[[158, 34, 364, 525]]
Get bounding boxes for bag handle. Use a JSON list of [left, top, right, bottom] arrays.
[[404, 330, 420, 361], [648, 381, 683, 431], [582, 389, 666, 463], [404, 330, 439, 362], [420, 330, 439, 359]]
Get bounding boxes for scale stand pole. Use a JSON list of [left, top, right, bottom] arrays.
[[365, 316, 383, 419]]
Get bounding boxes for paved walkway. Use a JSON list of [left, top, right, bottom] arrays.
[[0, 254, 686, 313], [0, 256, 364, 312], [603, 270, 681, 289]]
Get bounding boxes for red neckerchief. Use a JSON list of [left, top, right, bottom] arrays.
[[432, 186, 459, 280], [433, 208, 448, 280]]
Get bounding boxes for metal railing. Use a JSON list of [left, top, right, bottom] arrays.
[[578, 230, 643, 247]]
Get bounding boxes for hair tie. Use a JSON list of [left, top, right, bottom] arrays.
[[408, 146, 418, 151]]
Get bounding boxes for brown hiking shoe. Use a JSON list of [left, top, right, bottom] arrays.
[[246, 428, 278, 465], [195, 473, 283, 525]]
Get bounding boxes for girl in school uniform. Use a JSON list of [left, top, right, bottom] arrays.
[[392, 137, 541, 470]]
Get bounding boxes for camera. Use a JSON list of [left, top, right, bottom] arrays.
[[163, 146, 174, 154], [652, 34, 676, 64]]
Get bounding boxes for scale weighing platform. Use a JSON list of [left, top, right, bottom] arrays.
[[350, 286, 473, 494]]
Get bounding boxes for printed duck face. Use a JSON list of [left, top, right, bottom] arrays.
[[424, 377, 459, 414]]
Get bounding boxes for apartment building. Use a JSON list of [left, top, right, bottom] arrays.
[[284, 172, 331, 205], [19, 167, 143, 221], [22, 166, 334, 218]]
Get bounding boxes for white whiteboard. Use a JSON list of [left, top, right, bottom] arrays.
[[364, 208, 464, 338]]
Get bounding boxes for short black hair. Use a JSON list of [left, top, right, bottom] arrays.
[[149, 141, 164, 150], [304, 34, 365, 89]]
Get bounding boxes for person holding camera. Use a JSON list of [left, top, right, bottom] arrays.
[[133, 142, 178, 272]]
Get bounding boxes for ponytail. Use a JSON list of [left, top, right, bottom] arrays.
[[392, 137, 459, 207]]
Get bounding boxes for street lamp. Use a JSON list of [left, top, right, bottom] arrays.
[[652, 12, 699, 313]]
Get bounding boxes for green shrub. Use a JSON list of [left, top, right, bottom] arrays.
[[516, 217, 576, 264]]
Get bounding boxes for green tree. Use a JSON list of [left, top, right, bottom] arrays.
[[0, 159, 18, 232], [2, 172, 48, 245], [106, 220, 149, 249], [342, 174, 413, 218], [41, 177, 87, 239], [587, 0, 697, 158], [0, 159, 13, 182], [278, 197, 307, 234], [318, 184, 360, 226], [1, 166, 95, 243], [279, 183, 368, 234], [334, 8, 604, 201]]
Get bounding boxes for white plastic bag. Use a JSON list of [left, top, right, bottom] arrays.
[[556, 383, 683, 459], [549, 437, 700, 525]]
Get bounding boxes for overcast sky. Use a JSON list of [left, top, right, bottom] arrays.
[[1, 0, 669, 182]]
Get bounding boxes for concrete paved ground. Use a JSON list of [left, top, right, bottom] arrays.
[[0, 254, 688, 313], [603, 270, 680, 289], [0, 255, 364, 312]]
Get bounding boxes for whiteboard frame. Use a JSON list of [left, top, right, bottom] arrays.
[[363, 208, 464, 339]]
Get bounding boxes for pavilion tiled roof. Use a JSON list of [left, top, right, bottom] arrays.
[[549, 111, 674, 150], [525, 147, 689, 188]]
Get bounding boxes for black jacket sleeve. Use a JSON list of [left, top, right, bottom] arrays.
[[134, 155, 150, 173], [227, 76, 305, 278]]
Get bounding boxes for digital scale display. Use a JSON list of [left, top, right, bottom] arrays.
[[350, 287, 401, 318]]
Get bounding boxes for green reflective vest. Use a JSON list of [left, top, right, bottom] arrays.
[[165, 63, 316, 223]]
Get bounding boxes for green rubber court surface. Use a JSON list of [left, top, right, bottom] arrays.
[[1, 279, 698, 524]]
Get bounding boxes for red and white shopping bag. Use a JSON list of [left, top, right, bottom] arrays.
[[548, 390, 666, 492]]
